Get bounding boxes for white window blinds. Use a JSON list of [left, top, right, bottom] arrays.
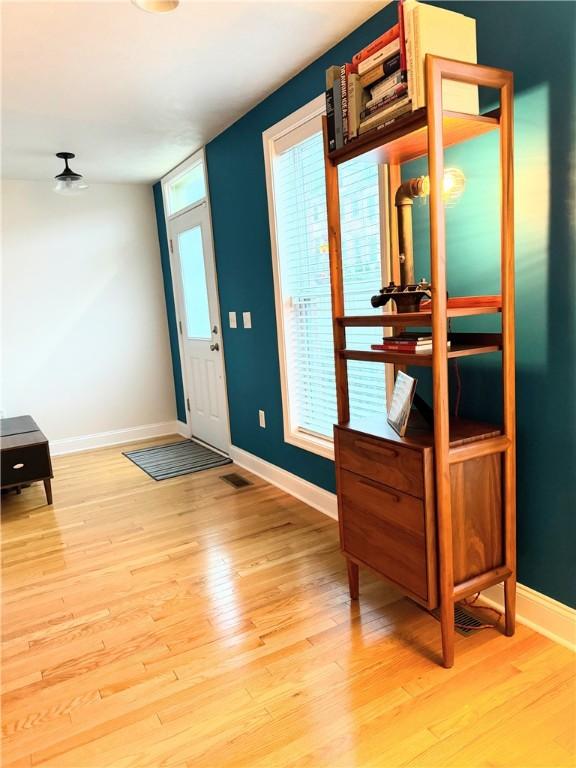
[[272, 121, 387, 445]]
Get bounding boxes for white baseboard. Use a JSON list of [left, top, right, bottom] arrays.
[[50, 420, 189, 456], [229, 444, 338, 520], [480, 582, 576, 652], [231, 444, 575, 652]]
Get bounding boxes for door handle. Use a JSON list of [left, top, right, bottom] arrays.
[[210, 343, 220, 351]]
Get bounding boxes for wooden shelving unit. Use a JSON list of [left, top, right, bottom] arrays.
[[337, 296, 502, 327], [323, 55, 516, 668]]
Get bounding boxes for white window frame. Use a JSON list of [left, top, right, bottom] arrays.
[[263, 95, 393, 460], [162, 150, 209, 221]]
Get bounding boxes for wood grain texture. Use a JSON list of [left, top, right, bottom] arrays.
[[1, 438, 574, 767], [340, 469, 429, 603], [450, 454, 503, 584], [323, 116, 349, 425], [337, 427, 425, 498]]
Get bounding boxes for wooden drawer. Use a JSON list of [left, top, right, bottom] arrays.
[[339, 469, 431, 603], [1, 443, 52, 487], [337, 427, 424, 498]]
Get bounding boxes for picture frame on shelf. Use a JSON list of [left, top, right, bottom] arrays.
[[387, 371, 417, 436]]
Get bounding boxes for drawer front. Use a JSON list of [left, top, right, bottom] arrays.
[[339, 469, 429, 602], [1, 444, 51, 487], [337, 428, 424, 498]]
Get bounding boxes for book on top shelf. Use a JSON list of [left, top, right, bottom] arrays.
[[361, 83, 408, 120], [358, 101, 412, 136], [368, 70, 407, 104], [340, 64, 351, 144], [403, 0, 479, 113], [359, 51, 401, 88], [325, 65, 343, 150], [347, 73, 366, 140], [352, 23, 399, 67], [324, 0, 481, 155], [357, 37, 400, 76], [359, 96, 411, 133]]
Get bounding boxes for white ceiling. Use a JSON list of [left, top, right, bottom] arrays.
[[2, 0, 386, 183]]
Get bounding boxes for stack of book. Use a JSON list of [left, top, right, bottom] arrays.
[[325, 0, 478, 152], [371, 333, 452, 354]]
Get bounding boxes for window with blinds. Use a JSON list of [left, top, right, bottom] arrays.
[[266, 102, 388, 457]]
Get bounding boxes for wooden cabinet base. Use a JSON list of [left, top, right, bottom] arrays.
[[335, 418, 515, 667]]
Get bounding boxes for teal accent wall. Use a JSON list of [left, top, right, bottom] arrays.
[[405, 1, 576, 607], [205, 7, 400, 493], [160, 2, 574, 606], [153, 182, 187, 423]]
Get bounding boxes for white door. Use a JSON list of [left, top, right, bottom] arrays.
[[170, 205, 229, 453]]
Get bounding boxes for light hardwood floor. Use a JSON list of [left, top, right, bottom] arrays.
[[1, 437, 574, 768]]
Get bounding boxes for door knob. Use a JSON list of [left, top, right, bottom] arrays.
[[210, 343, 219, 351]]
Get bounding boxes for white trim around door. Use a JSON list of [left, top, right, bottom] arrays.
[[161, 149, 231, 454]]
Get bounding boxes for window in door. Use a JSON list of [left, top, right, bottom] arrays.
[[178, 226, 211, 340]]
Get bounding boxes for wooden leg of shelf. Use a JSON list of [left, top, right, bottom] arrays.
[[347, 560, 359, 600], [504, 575, 516, 636], [440, 598, 455, 668]]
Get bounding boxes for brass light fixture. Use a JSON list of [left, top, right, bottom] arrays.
[[396, 168, 466, 284], [371, 168, 466, 312]]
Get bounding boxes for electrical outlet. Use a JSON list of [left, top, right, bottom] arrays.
[[243, 311, 252, 329], [229, 311, 237, 329], [258, 410, 266, 428]]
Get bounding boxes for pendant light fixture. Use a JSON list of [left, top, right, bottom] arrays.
[[53, 152, 88, 195], [131, 0, 179, 13]]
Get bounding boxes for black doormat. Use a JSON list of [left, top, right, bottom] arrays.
[[123, 440, 231, 481]]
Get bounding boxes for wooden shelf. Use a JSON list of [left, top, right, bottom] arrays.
[[337, 297, 502, 328], [339, 342, 501, 366], [339, 308, 502, 328], [340, 413, 501, 450], [327, 107, 500, 166]]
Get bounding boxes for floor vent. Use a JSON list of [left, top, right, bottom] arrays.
[[431, 604, 486, 636], [220, 473, 252, 489]]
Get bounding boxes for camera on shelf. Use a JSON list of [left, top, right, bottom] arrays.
[[371, 278, 432, 314]]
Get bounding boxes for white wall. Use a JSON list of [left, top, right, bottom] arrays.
[[1, 180, 177, 442]]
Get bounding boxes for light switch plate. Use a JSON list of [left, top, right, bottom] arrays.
[[258, 410, 266, 428], [229, 311, 237, 329], [242, 311, 252, 329]]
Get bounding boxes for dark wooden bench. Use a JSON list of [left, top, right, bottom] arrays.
[[1, 415, 53, 504]]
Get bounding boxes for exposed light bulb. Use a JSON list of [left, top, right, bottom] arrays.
[[413, 168, 466, 206], [442, 167, 466, 206]]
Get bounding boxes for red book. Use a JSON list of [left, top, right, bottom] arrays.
[[372, 343, 431, 352], [352, 24, 400, 67], [398, 0, 407, 72]]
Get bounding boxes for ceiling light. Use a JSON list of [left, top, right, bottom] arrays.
[[131, 0, 179, 13], [53, 152, 88, 195]]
